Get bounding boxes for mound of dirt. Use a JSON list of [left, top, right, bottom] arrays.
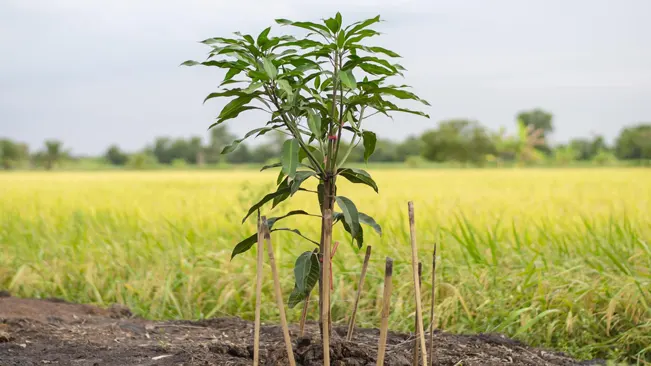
[[0, 293, 603, 365]]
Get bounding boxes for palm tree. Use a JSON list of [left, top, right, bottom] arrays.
[[516, 119, 546, 165]]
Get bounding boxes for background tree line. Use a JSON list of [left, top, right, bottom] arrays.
[[2, 108, 650, 170]]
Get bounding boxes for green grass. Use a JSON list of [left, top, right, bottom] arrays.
[[1, 168, 650, 363]]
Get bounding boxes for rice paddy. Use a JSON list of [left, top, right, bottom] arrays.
[[1, 168, 650, 363]]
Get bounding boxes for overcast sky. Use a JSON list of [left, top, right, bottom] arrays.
[[1, 0, 650, 155]]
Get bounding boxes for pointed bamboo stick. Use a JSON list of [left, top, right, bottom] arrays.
[[408, 202, 428, 366], [376, 257, 393, 366], [412, 262, 422, 366], [429, 244, 437, 366], [346, 245, 372, 341], [322, 209, 333, 366], [253, 217, 264, 366], [262, 217, 296, 366]]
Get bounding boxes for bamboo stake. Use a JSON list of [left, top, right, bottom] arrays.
[[253, 217, 264, 366], [262, 217, 296, 366], [376, 257, 393, 366], [346, 245, 372, 341], [408, 202, 428, 366], [322, 209, 333, 366], [412, 262, 422, 366], [429, 244, 437, 366]]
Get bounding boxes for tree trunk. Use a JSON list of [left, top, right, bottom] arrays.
[[318, 175, 336, 340]]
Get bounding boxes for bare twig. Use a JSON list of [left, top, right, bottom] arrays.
[[253, 216, 264, 366], [262, 217, 296, 366], [346, 245, 372, 341], [408, 202, 428, 366], [429, 244, 437, 366], [412, 262, 422, 366], [322, 209, 333, 366], [299, 292, 310, 337], [376, 257, 394, 366]]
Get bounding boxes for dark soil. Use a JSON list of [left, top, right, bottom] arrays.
[[0, 292, 603, 366]]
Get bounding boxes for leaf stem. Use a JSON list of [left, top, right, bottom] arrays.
[[264, 84, 326, 176], [337, 106, 365, 167]]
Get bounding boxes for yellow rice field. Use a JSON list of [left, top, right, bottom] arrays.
[[1, 168, 650, 362]]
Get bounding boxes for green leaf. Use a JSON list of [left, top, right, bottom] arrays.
[[359, 212, 382, 236], [293, 251, 320, 294], [248, 69, 270, 81], [240, 34, 255, 44], [207, 106, 261, 129], [260, 162, 282, 171], [358, 63, 393, 76], [201, 36, 242, 45], [307, 110, 322, 138], [362, 131, 376, 162], [287, 249, 320, 308], [335, 196, 361, 241], [273, 189, 290, 208], [261, 57, 277, 80], [230, 233, 257, 260], [275, 19, 331, 36], [276, 170, 286, 186], [373, 87, 430, 105], [273, 176, 290, 207], [257, 27, 271, 47], [243, 81, 264, 94], [281, 139, 299, 179], [202, 59, 247, 69], [203, 89, 249, 104], [325, 17, 340, 33], [384, 105, 430, 118], [221, 127, 273, 154], [344, 56, 398, 74], [218, 95, 256, 119], [277, 79, 293, 96], [339, 70, 357, 89], [290, 171, 316, 196], [336, 30, 346, 48], [344, 29, 380, 45], [361, 45, 401, 58], [224, 67, 243, 82], [267, 210, 311, 228], [314, 75, 321, 89], [345, 15, 381, 38], [338, 168, 378, 193], [337, 214, 364, 249], [242, 188, 291, 223], [271, 228, 319, 246], [288, 286, 306, 309], [180, 60, 199, 66]]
